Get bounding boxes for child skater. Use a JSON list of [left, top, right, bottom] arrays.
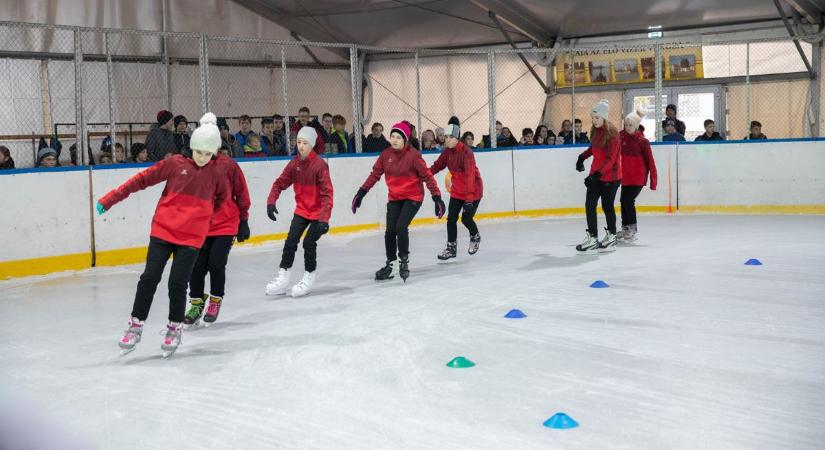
[[184, 147, 251, 327], [97, 113, 229, 357], [575, 99, 622, 254], [264, 126, 333, 297], [618, 109, 657, 242], [428, 123, 484, 260], [351, 121, 446, 282]]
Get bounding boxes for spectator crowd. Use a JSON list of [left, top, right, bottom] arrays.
[[0, 103, 770, 170]]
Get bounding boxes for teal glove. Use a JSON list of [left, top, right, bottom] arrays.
[[96, 202, 106, 215]]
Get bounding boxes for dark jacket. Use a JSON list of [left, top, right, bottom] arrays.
[[174, 132, 190, 153], [0, 157, 14, 170], [261, 131, 288, 156], [144, 124, 178, 161], [363, 134, 390, 153], [744, 133, 767, 140], [694, 132, 724, 141]]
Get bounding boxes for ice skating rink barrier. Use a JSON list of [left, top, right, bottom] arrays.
[[1, 139, 824, 279]]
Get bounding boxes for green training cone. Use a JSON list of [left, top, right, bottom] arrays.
[[446, 356, 476, 368]]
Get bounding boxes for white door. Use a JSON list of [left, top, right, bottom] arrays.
[[624, 86, 723, 141]]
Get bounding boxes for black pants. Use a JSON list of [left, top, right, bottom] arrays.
[[620, 185, 644, 227], [132, 237, 200, 323], [280, 214, 323, 272], [385, 200, 421, 261], [447, 197, 480, 243], [585, 181, 620, 236], [188, 235, 235, 299]]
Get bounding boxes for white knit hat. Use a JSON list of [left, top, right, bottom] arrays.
[[624, 108, 645, 129], [297, 126, 317, 145], [190, 112, 221, 153], [592, 99, 610, 119]]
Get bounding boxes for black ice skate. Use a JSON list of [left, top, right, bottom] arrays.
[[375, 261, 395, 281], [438, 242, 457, 260], [399, 256, 409, 282]]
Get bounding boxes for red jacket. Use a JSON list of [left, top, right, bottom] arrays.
[[579, 127, 622, 182], [99, 155, 229, 248], [208, 155, 251, 236], [361, 145, 441, 202], [429, 142, 483, 201], [267, 151, 333, 222], [290, 121, 326, 154], [620, 130, 657, 189]]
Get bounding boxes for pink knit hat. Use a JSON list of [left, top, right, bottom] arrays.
[[390, 121, 411, 143]]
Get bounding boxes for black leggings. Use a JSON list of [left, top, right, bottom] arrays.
[[447, 197, 480, 242], [281, 214, 323, 272], [132, 237, 200, 323], [585, 181, 620, 236], [620, 185, 644, 227], [385, 200, 421, 261], [188, 235, 235, 299]]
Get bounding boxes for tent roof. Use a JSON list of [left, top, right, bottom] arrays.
[[231, 0, 825, 49]]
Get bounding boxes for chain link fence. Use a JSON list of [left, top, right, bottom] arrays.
[[0, 20, 820, 169]]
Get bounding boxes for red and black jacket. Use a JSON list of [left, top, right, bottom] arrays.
[[361, 145, 441, 202], [208, 155, 251, 236], [620, 130, 657, 189], [429, 141, 483, 201], [99, 155, 229, 248], [578, 127, 622, 182], [267, 151, 333, 222]]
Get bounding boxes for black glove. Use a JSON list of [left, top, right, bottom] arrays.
[[433, 195, 446, 219], [267, 204, 278, 221], [237, 220, 250, 242], [576, 155, 585, 172], [317, 221, 329, 236], [584, 171, 602, 188], [351, 188, 367, 214], [462, 202, 474, 214]]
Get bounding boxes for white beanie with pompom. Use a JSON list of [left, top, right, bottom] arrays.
[[624, 108, 645, 130], [190, 112, 221, 153]]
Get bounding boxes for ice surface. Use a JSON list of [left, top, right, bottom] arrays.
[[1, 215, 824, 449]]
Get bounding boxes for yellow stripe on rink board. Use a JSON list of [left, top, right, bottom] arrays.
[[2, 205, 822, 280], [0, 252, 91, 281]]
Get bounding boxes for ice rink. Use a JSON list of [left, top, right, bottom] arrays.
[[1, 214, 824, 449]]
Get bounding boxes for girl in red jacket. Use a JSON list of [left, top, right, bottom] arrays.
[[429, 123, 484, 260], [184, 153, 251, 327], [97, 113, 229, 357], [618, 110, 657, 242], [351, 121, 446, 282], [265, 126, 334, 297], [575, 100, 622, 253]]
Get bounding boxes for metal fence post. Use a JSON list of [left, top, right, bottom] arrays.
[[281, 45, 289, 137], [654, 43, 663, 142], [487, 50, 496, 148], [350, 46, 363, 153], [745, 42, 751, 135], [199, 34, 209, 114], [73, 28, 86, 165], [104, 32, 116, 150], [571, 48, 576, 144], [415, 51, 422, 143]]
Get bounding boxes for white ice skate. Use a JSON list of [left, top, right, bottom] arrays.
[[598, 228, 617, 253], [161, 322, 183, 358], [118, 316, 144, 356], [290, 271, 316, 297], [468, 233, 481, 255], [265, 268, 291, 296], [575, 231, 599, 255]]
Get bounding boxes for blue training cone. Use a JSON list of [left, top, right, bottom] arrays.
[[745, 258, 763, 266], [505, 309, 527, 319], [543, 412, 579, 429], [590, 280, 609, 288]]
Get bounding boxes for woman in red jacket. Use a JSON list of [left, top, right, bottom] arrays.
[[265, 126, 334, 298], [575, 100, 622, 253], [618, 109, 657, 243], [184, 153, 251, 327], [351, 121, 446, 282], [97, 113, 229, 357], [429, 123, 484, 260]]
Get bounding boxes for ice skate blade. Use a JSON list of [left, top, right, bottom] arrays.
[[119, 347, 136, 356], [161, 350, 175, 358], [576, 248, 598, 255], [598, 245, 616, 253]]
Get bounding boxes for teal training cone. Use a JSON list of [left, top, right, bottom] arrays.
[[590, 280, 609, 288], [446, 356, 475, 368], [543, 412, 578, 429]]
